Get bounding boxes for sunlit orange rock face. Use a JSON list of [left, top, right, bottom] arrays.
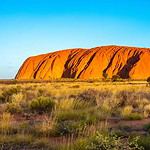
[[15, 45, 150, 80]]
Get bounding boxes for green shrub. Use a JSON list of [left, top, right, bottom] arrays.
[[0, 94, 5, 103], [30, 96, 55, 114], [103, 72, 108, 80], [55, 107, 107, 136], [57, 107, 104, 124], [111, 75, 120, 82], [123, 113, 143, 120], [147, 77, 150, 86], [55, 110, 86, 135], [138, 136, 150, 150], [70, 138, 87, 150], [143, 123, 150, 132], [73, 132, 143, 150], [6, 93, 26, 114], [0, 134, 56, 150], [6, 103, 22, 113], [85, 108, 109, 124], [55, 120, 84, 136], [57, 110, 86, 122], [0, 87, 20, 103]]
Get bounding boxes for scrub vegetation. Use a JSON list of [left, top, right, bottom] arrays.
[[0, 79, 150, 149]]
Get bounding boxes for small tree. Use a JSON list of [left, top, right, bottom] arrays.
[[102, 72, 108, 80], [111, 75, 120, 82], [147, 77, 150, 86]]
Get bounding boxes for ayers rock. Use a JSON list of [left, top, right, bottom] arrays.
[[16, 45, 150, 80]]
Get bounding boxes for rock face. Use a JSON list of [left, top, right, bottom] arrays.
[[15, 45, 150, 80]]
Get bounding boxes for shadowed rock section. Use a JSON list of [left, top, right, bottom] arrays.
[[15, 45, 150, 80]]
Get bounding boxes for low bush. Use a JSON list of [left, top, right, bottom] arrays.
[[124, 113, 143, 120], [30, 96, 55, 114], [132, 113, 143, 120], [144, 104, 150, 118], [111, 75, 120, 82], [57, 110, 86, 122], [73, 132, 143, 150], [121, 105, 143, 120], [0, 134, 56, 150], [77, 89, 98, 106], [6, 93, 26, 113], [138, 136, 150, 150], [0, 87, 20, 103], [55, 107, 108, 136], [55, 109, 86, 135], [54, 120, 84, 136], [143, 123, 150, 133], [77, 89, 112, 107], [147, 77, 150, 86]]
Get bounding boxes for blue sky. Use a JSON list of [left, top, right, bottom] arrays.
[[1, 0, 150, 79]]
